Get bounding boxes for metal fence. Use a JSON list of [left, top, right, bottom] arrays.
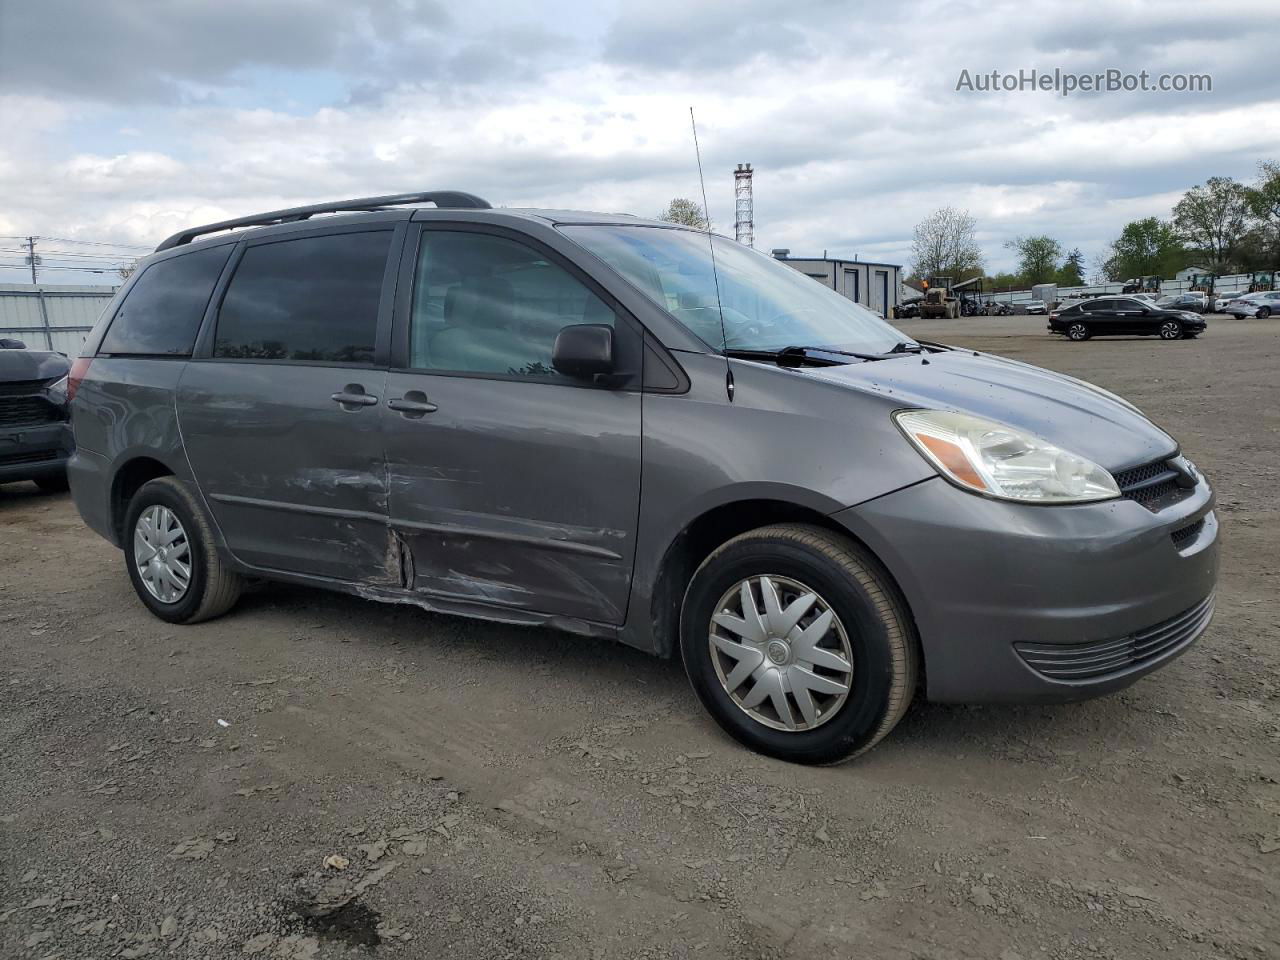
[[987, 272, 1260, 306], [0, 283, 117, 354]]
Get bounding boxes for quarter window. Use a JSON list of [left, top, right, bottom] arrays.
[[408, 231, 614, 379], [100, 245, 232, 356], [214, 231, 391, 363]]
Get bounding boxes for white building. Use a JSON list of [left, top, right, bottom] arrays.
[[771, 252, 903, 317]]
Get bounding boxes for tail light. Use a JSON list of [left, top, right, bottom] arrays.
[[67, 357, 93, 403], [1048, 311, 1059, 320]]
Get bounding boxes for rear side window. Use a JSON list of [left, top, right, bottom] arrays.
[[99, 245, 232, 356], [214, 231, 391, 363]]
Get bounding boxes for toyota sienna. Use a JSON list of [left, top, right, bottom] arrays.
[[66, 191, 1219, 763]]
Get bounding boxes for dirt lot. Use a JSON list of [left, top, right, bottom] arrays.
[[2, 315, 1277, 960]]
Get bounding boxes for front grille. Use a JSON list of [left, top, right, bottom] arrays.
[[1114, 458, 1192, 511], [0, 395, 61, 428], [1171, 518, 1205, 550], [1015, 594, 1214, 682], [0, 449, 59, 468], [0, 378, 51, 397]]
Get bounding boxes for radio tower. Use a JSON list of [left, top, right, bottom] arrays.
[[734, 163, 754, 247]]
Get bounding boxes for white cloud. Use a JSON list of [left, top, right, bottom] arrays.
[[3, 0, 1280, 282]]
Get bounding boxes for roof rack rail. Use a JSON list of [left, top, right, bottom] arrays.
[[155, 191, 492, 251]]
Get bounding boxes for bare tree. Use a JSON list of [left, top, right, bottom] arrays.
[[910, 207, 983, 280], [1172, 176, 1251, 272], [658, 198, 709, 229]]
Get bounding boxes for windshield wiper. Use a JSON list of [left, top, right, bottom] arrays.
[[889, 340, 924, 353], [725, 344, 924, 367]]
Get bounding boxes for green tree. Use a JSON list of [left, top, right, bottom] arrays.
[[910, 207, 985, 281], [986, 272, 1021, 290], [1172, 176, 1250, 272], [658, 197, 709, 229], [1100, 217, 1185, 281], [1004, 235, 1062, 285], [1244, 160, 1280, 267], [1055, 247, 1085, 287]]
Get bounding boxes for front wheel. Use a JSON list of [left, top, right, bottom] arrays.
[[680, 524, 918, 764], [1257, 306, 1272, 319], [124, 477, 244, 623], [1159, 320, 1184, 340], [1066, 321, 1091, 341]]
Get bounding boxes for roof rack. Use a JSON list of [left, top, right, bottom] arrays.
[[155, 191, 492, 251]]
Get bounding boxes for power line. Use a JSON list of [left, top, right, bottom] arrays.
[[0, 246, 135, 261], [0, 263, 123, 274], [34, 235, 153, 251]]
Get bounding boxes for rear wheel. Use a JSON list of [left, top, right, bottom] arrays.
[[1066, 321, 1091, 341], [124, 477, 243, 623], [1159, 320, 1184, 340], [680, 524, 918, 764], [1258, 306, 1272, 319]]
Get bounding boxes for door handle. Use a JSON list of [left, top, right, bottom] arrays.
[[331, 384, 379, 409], [387, 391, 438, 418]]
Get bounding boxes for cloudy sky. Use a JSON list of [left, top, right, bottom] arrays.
[[2, 0, 1278, 284]]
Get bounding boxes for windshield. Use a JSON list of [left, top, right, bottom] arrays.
[[561, 224, 908, 354]]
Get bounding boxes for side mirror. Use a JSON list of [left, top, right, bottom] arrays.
[[552, 324, 615, 381]]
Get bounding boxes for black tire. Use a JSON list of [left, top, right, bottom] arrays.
[[1066, 321, 1091, 341], [1158, 319, 1184, 340], [34, 473, 69, 493], [1258, 306, 1271, 319], [679, 524, 918, 765], [123, 476, 243, 624]]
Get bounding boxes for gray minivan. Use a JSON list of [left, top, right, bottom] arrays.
[[67, 191, 1219, 763]]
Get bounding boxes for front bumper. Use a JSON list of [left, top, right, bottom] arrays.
[[0, 421, 72, 484], [833, 475, 1218, 703]]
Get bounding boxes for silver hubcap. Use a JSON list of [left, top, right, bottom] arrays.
[[708, 575, 854, 732], [1161, 322, 1180, 338], [1069, 325, 1086, 339], [133, 505, 191, 604]]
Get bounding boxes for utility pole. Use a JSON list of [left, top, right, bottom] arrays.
[[26, 237, 38, 284]]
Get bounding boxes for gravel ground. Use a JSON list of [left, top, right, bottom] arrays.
[[2, 314, 1277, 960]]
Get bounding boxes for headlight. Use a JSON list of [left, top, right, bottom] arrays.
[[45, 375, 69, 408], [894, 409, 1121, 504]]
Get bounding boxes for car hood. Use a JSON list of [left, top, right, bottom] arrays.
[[807, 348, 1176, 471], [0, 349, 70, 383]]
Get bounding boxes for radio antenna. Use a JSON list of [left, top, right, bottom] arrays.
[[689, 106, 734, 401]]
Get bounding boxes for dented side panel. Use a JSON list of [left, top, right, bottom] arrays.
[[177, 361, 392, 581], [380, 372, 643, 625]]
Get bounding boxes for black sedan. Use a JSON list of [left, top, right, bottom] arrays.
[[1047, 296, 1207, 342]]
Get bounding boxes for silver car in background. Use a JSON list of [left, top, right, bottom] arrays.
[[1222, 290, 1280, 318]]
